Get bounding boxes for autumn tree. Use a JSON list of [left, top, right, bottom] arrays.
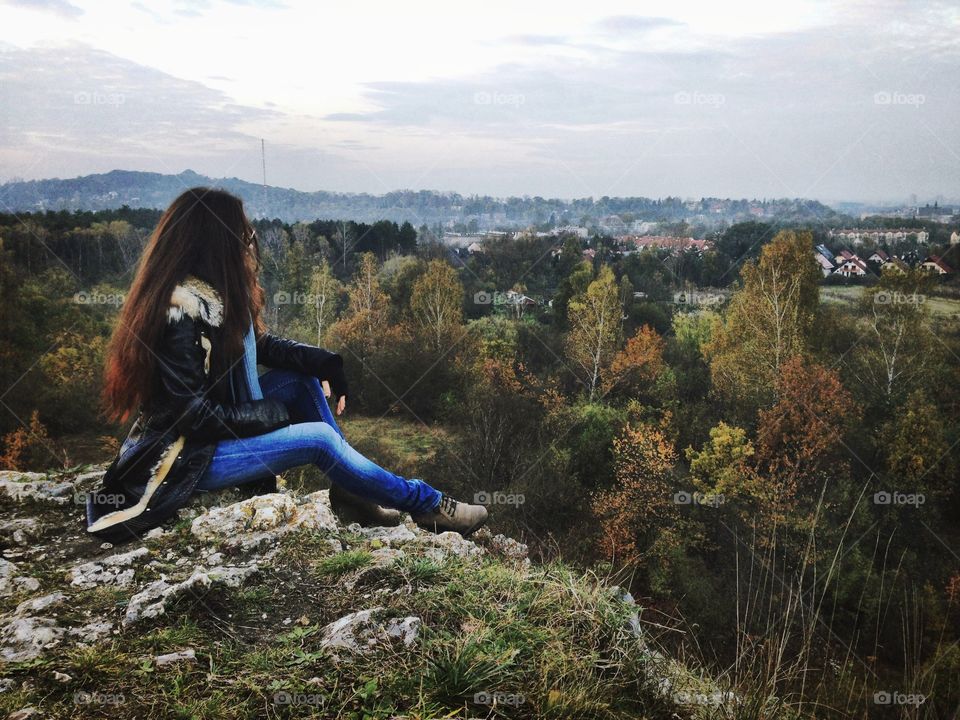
[[592, 421, 679, 564], [880, 390, 952, 501], [409, 259, 465, 355], [306, 259, 342, 346], [706, 230, 820, 417], [328, 253, 397, 408], [565, 265, 623, 400], [603, 324, 666, 399], [847, 267, 940, 412], [753, 356, 858, 529]]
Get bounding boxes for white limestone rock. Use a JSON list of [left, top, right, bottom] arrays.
[[0, 594, 68, 662], [0, 559, 40, 598], [67, 547, 150, 589], [352, 523, 417, 547], [190, 491, 339, 550], [318, 607, 421, 660], [123, 565, 257, 627], [0, 471, 74, 504], [0, 518, 40, 546], [413, 531, 483, 561], [153, 648, 196, 666]]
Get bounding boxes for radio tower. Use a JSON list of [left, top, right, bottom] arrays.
[[260, 138, 267, 217]]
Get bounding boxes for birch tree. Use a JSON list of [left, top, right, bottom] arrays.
[[565, 265, 623, 400]]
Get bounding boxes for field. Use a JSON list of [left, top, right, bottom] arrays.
[[820, 283, 960, 318]]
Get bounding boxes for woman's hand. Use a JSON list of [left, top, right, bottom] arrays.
[[321, 380, 347, 416]]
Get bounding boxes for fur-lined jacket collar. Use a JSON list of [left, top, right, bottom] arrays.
[[166, 274, 224, 327]]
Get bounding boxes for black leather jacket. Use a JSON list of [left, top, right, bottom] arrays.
[[85, 274, 344, 543]]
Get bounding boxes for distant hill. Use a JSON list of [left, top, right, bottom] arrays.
[[0, 169, 844, 229]]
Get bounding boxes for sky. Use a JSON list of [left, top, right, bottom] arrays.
[[0, 0, 957, 203]]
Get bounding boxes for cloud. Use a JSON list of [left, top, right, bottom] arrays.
[[304, 7, 960, 200], [594, 15, 682, 34], [1, 0, 82, 18]]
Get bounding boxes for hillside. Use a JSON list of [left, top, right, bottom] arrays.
[[0, 464, 731, 719], [0, 169, 843, 228]]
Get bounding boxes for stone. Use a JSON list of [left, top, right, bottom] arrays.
[[15, 592, 65, 616], [0, 560, 39, 598], [7, 708, 39, 720], [0, 518, 40, 546], [67, 547, 150, 589], [153, 648, 196, 666], [355, 523, 417, 547], [414, 531, 483, 561], [318, 607, 421, 660], [123, 565, 257, 627], [0, 616, 65, 662], [475, 531, 529, 564], [0, 472, 74, 504], [190, 491, 339, 551]]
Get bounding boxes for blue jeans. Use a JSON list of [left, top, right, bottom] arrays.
[[194, 368, 442, 515]]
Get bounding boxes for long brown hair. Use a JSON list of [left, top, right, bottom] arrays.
[[101, 187, 266, 425]]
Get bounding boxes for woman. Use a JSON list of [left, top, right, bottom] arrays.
[[86, 187, 487, 544]]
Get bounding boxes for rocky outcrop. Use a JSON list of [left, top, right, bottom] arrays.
[[0, 464, 732, 719], [0, 465, 528, 665]]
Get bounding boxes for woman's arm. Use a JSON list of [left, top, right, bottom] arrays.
[[153, 317, 292, 441], [256, 332, 348, 400]]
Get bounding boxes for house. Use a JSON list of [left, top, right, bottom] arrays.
[[466, 241, 484, 254], [867, 249, 889, 264], [503, 289, 538, 307], [834, 253, 870, 277], [883, 258, 910, 274], [621, 235, 708, 254], [920, 255, 954, 275], [815, 244, 835, 262], [556, 225, 589, 238], [582, 248, 596, 260], [950, 231, 959, 245], [814, 251, 835, 277], [828, 228, 929, 244], [599, 215, 627, 234]]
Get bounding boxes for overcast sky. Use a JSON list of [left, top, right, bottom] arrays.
[[0, 0, 957, 203]]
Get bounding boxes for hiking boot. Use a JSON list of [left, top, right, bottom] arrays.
[[329, 484, 403, 527], [411, 494, 488, 537]]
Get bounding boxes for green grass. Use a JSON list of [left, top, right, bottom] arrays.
[[314, 549, 373, 577]]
